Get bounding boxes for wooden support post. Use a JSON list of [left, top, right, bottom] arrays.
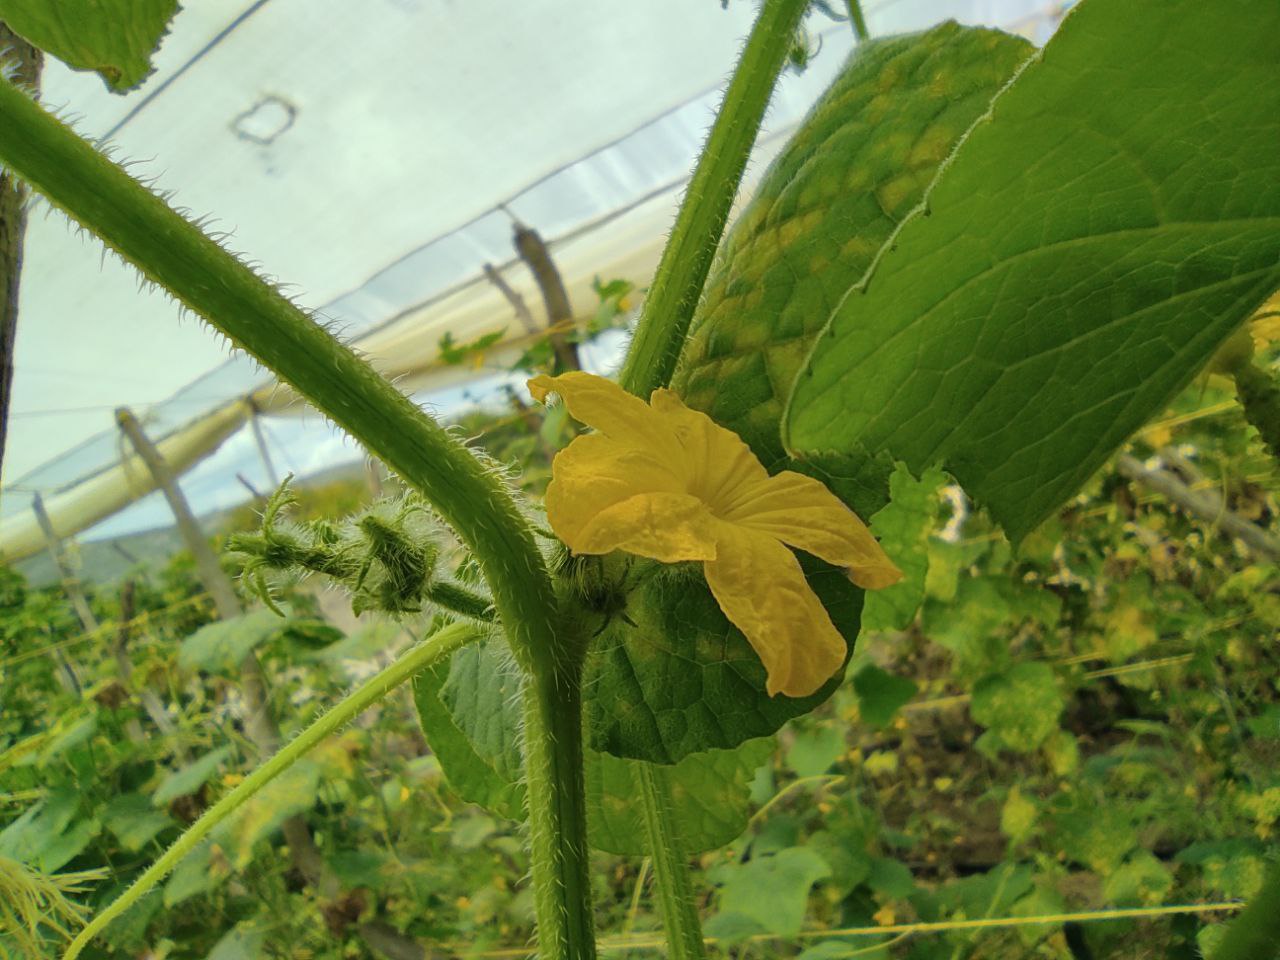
[[114, 579, 184, 750], [513, 223, 581, 373], [30, 492, 87, 693], [115, 406, 328, 884]]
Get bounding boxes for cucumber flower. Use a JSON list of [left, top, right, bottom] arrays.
[[528, 372, 902, 698]]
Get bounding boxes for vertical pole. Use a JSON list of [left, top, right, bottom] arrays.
[[30, 492, 87, 693], [248, 404, 279, 488], [32, 492, 99, 632], [114, 579, 181, 748], [0, 23, 41, 477], [513, 223, 581, 373], [114, 406, 328, 884]]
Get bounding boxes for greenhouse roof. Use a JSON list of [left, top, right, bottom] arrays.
[[0, 0, 1064, 560]]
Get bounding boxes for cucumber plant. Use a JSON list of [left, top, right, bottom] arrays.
[[0, 0, 1275, 957]]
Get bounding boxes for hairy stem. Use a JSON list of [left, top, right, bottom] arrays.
[[619, 0, 810, 398], [64, 621, 482, 960], [523, 660, 596, 960], [0, 78, 561, 682], [845, 0, 870, 41], [638, 762, 708, 960]]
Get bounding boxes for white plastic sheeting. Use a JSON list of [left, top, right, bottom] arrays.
[[1, 0, 1066, 562]]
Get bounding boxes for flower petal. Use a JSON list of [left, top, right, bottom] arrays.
[[721, 470, 903, 590], [702, 521, 847, 698], [573, 492, 718, 562], [529, 372, 679, 460], [649, 389, 769, 507], [544, 431, 684, 543]]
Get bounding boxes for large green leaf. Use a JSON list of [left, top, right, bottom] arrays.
[[439, 640, 526, 787], [673, 22, 1033, 503], [586, 559, 862, 764], [411, 641, 526, 822], [0, 787, 99, 871], [586, 738, 775, 856], [0, 0, 177, 92], [786, 0, 1280, 541]]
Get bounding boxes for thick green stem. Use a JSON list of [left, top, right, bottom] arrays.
[[523, 662, 596, 960], [638, 763, 708, 960], [845, 0, 870, 41], [618, 0, 810, 398], [0, 78, 561, 682], [64, 621, 481, 960], [1211, 857, 1280, 960]]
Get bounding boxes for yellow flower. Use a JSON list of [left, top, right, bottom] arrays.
[[528, 372, 902, 698]]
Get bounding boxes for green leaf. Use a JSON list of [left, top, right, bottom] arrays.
[[0, 788, 99, 870], [1053, 806, 1137, 876], [709, 846, 832, 940], [410, 642, 526, 821], [785, 724, 846, 778], [970, 662, 1063, 754], [439, 640, 525, 787], [207, 920, 268, 960], [786, 0, 1280, 541], [586, 560, 862, 764], [178, 610, 286, 673], [586, 737, 775, 856], [102, 794, 174, 851], [673, 23, 1033, 481], [866, 856, 914, 898], [862, 465, 946, 631], [152, 746, 234, 806], [1103, 850, 1173, 907], [0, 0, 177, 92], [35, 816, 100, 872], [852, 664, 917, 729], [163, 843, 218, 907]]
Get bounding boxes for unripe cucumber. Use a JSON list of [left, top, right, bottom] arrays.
[[673, 21, 1033, 472]]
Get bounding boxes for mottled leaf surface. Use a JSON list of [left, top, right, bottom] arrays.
[[787, 0, 1280, 540], [587, 561, 861, 764], [674, 23, 1033, 479], [0, 0, 177, 91]]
